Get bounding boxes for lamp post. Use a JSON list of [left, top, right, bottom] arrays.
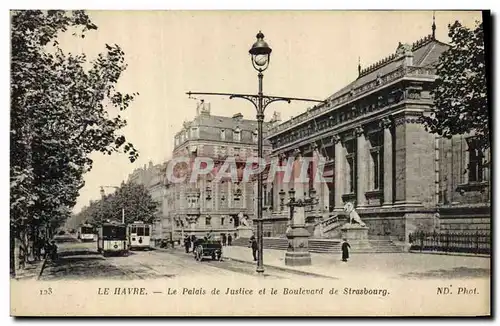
[[187, 31, 324, 274], [279, 187, 318, 266]]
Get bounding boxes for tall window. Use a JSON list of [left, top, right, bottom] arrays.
[[252, 129, 258, 143], [269, 186, 274, 210], [467, 138, 484, 182], [220, 129, 226, 140], [345, 140, 356, 193], [187, 196, 199, 208], [369, 132, 383, 190], [307, 163, 314, 191], [233, 127, 241, 142], [205, 216, 211, 226]]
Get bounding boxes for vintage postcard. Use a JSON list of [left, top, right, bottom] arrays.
[[10, 9, 491, 316]]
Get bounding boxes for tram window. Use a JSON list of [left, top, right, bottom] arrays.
[[103, 226, 126, 239], [145, 227, 150, 236], [131, 226, 137, 234], [137, 227, 144, 236]]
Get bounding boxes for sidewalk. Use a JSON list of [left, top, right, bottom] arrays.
[[222, 246, 378, 279], [12, 259, 46, 281], [221, 246, 491, 280]]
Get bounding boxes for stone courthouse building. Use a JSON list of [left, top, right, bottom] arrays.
[[164, 100, 274, 238], [262, 28, 491, 242]]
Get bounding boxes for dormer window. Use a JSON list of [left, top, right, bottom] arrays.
[[252, 129, 258, 143], [191, 127, 199, 138], [234, 126, 241, 142], [220, 129, 226, 140]]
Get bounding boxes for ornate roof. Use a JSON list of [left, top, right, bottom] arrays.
[[267, 34, 450, 138]]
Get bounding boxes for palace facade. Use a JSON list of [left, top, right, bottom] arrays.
[[261, 33, 490, 242], [164, 100, 276, 238]]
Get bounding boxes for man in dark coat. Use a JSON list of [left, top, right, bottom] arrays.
[[249, 235, 258, 261], [227, 234, 232, 246], [183, 235, 191, 253], [341, 239, 351, 262]]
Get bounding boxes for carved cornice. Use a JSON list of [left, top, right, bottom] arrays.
[[393, 113, 424, 126], [268, 63, 436, 137]]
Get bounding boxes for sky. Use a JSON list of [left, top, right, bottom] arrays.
[[58, 10, 483, 214]]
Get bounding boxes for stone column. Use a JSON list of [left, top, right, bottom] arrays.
[[314, 148, 328, 213], [355, 127, 368, 207], [381, 118, 393, 206], [333, 135, 344, 210]]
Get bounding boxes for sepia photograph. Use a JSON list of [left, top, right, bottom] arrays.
[[9, 8, 491, 316]]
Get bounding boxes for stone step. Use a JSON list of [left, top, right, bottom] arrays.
[[233, 237, 404, 253]]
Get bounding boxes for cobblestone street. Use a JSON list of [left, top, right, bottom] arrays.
[[40, 235, 322, 281], [39, 235, 490, 281]]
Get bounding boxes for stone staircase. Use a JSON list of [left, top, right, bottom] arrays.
[[232, 237, 404, 253]]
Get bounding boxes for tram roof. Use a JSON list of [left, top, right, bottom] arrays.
[[101, 221, 126, 226]]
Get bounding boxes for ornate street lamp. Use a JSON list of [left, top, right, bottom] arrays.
[[186, 31, 325, 274], [249, 31, 272, 72]]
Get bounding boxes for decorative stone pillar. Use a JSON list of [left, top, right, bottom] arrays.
[[285, 150, 311, 266], [355, 127, 368, 207], [333, 135, 344, 210], [381, 118, 393, 206]]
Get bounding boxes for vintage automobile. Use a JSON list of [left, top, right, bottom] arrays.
[[193, 238, 222, 261]]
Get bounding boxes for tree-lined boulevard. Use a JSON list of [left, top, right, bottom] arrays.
[[10, 10, 489, 280]]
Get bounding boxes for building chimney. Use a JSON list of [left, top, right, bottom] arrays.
[[232, 113, 244, 121]]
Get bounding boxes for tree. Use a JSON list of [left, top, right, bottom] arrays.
[[75, 182, 159, 226], [423, 20, 489, 151], [10, 10, 139, 276]]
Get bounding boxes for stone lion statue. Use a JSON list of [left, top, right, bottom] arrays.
[[239, 212, 249, 226], [343, 202, 366, 227]]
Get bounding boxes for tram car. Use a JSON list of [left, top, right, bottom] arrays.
[[127, 221, 152, 250], [77, 223, 95, 242], [97, 222, 128, 256]]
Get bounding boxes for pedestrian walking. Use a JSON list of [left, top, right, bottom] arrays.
[[221, 233, 227, 246], [183, 235, 190, 253], [227, 233, 232, 246], [190, 234, 196, 252], [249, 235, 258, 261], [341, 239, 351, 262]]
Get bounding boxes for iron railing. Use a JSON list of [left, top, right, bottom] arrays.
[[409, 231, 491, 255]]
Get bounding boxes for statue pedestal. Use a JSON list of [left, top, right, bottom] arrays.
[[340, 223, 371, 251], [236, 226, 253, 239], [285, 224, 312, 266]]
